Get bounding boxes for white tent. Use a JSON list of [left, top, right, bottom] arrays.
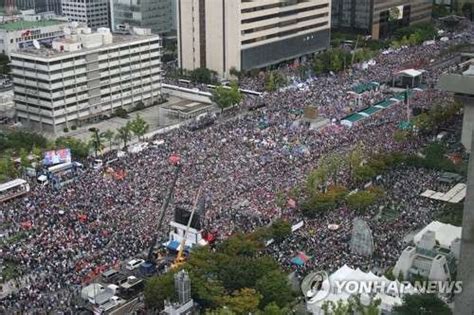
[[398, 69, 424, 78], [306, 264, 416, 315]]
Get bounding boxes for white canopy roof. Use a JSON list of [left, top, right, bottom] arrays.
[[398, 69, 424, 77], [306, 264, 416, 314], [463, 64, 474, 76], [414, 221, 462, 249]]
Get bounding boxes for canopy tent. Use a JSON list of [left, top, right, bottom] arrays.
[[351, 82, 380, 94], [166, 240, 180, 251], [392, 69, 425, 88], [398, 69, 424, 77], [291, 252, 310, 266]]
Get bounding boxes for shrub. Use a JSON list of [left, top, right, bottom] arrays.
[[63, 127, 69, 133], [114, 108, 128, 119], [346, 190, 381, 212]]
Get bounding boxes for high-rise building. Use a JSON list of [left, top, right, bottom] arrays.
[[15, 0, 62, 14], [163, 270, 194, 315], [10, 26, 162, 133], [331, 0, 432, 39], [110, 0, 172, 35], [61, 0, 109, 29], [177, 0, 331, 78]]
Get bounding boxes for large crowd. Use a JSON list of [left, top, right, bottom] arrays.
[[1, 22, 473, 313]]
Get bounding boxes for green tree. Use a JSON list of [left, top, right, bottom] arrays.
[[329, 50, 344, 72], [129, 114, 149, 140], [55, 136, 90, 159], [348, 143, 364, 178], [144, 272, 176, 310], [350, 295, 381, 315], [270, 219, 291, 242], [0, 153, 17, 179], [353, 165, 376, 183], [190, 67, 215, 84], [100, 129, 115, 151], [264, 71, 287, 92], [19, 148, 29, 168], [229, 67, 241, 79], [222, 288, 261, 314], [211, 82, 242, 112], [0, 53, 10, 74], [259, 302, 289, 315], [88, 127, 103, 157], [393, 294, 452, 315], [322, 300, 352, 315], [255, 270, 294, 308], [115, 123, 132, 149], [346, 190, 379, 211], [313, 57, 326, 74]]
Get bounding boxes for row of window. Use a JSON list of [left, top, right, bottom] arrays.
[[242, 12, 329, 35], [241, 21, 328, 45], [241, 3, 329, 24]]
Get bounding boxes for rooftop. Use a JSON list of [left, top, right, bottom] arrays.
[[11, 33, 160, 60], [0, 19, 65, 31]]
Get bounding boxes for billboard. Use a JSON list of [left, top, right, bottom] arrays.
[[43, 149, 72, 166]]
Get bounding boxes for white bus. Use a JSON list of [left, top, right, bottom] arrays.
[[0, 178, 30, 203]]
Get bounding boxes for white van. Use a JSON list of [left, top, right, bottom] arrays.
[[126, 258, 144, 271]]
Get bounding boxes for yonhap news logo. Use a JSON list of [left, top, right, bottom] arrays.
[[302, 270, 463, 302]]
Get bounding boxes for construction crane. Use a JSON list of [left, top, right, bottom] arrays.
[[141, 154, 181, 275], [171, 187, 202, 269]]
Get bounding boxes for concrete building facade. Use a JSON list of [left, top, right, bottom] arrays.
[[110, 0, 172, 35], [438, 56, 474, 150], [332, 0, 432, 39], [393, 229, 459, 282], [10, 26, 162, 133], [16, 0, 63, 15], [0, 17, 67, 56], [61, 0, 109, 29], [177, 0, 331, 78]]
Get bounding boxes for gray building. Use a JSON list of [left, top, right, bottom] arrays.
[[11, 26, 162, 133], [110, 0, 172, 35], [15, 0, 62, 14], [332, 0, 432, 39], [178, 0, 331, 78], [61, 0, 110, 29]]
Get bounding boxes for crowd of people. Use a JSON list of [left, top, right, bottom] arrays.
[[1, 23, 473, 313]]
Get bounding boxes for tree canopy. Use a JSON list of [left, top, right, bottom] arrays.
[[211, 82, 242, 111], [392, 293, 452, 315], [129, 114, 150, 140], [144, 231, 294, 313]]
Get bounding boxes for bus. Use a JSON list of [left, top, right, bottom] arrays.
[[0, 179, 30, 203]]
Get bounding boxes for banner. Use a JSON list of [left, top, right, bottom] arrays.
[[43, 149, 72, 166]]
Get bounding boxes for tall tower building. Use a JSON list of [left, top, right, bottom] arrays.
[[61, 0, 109, 29], [110, 0, 172, 35], [177, 0, 331, 78], [174, 270, 191, 305]]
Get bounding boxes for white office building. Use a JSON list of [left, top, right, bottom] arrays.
[[393, 222, 461, 283], [61, 0, 110, 29], [177, 0, 332, 78], [10, 25, 162, 133]]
